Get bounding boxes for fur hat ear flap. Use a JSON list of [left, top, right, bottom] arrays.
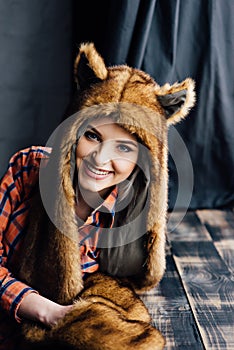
[[74, 42, 108, 90], [156, 78, 196, 125]]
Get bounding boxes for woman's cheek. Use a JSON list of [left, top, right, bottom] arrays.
[[76, 140, 94, 159], [113, 159, 136, 177]]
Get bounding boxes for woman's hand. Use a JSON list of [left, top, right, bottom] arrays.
[[17, 292, 73, 328]]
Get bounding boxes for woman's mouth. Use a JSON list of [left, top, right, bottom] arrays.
[[83, 161, 113, 179]]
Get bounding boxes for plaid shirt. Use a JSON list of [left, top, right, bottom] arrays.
[[79, 188, 117, 276], [0, 146, 117, 328]]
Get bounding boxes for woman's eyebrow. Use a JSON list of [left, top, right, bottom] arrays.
[[116, 140, 138, 148], [86, 125, 102, 137]]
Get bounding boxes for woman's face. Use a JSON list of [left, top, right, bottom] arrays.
[[76, 118, 139, 196]]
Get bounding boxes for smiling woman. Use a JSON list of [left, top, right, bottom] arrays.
[[0, 42, 195, 349]]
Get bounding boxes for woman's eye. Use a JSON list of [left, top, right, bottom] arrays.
[[117, 144, 132, 153], [84, 130, 101, 142]]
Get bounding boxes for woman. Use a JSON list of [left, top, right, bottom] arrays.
[[0, 43, 195, 349]]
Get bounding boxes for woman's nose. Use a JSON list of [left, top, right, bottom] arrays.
[[91, 142, 113, 165]]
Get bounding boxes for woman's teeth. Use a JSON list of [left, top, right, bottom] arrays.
[[86, 163, 110, 175]]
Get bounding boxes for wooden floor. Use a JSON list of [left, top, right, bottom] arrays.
[[141, 209, 234, 350]]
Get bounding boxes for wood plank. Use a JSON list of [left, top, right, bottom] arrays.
[[196, 210, 234, 273], [196, 210, 234, 238], [167, 211, 211, 241], [141, 245, 204, 349], [172, 240, 234, 349]]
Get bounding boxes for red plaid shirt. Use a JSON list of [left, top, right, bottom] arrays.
[[0, 146, 117, 348], [79, 187, 117, 276]]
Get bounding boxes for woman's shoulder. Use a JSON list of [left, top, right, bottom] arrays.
[[5, 146, 52, 184], [9, 146, 52, 167], [0, 146, 53, 202], [15, 145, 52, 159]]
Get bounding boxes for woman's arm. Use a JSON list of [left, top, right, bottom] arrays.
[[0, 147, 61, 325]]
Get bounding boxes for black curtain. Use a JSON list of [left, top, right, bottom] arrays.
[[1, 0, 234, 210], [0, 0, 73, 174]]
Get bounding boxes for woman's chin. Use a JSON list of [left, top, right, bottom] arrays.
[[78, 181, 111, 198]]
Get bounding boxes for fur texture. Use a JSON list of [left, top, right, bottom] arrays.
[[72, 42, 195, 125], [16, 43, 195, 349], [21, 274, 165, 349]]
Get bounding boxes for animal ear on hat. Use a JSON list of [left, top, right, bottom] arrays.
[[156, 78, 196, 126], [74, 42, 108, 90]]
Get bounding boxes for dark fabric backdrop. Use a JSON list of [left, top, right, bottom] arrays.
[[0, 0, 233, 210]]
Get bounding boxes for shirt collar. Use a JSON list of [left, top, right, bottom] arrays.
[[82, 186, 118, 227], [99, 185, 118, 214]]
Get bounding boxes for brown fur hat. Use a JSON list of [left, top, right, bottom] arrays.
[[72, 42, 195, 125]]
